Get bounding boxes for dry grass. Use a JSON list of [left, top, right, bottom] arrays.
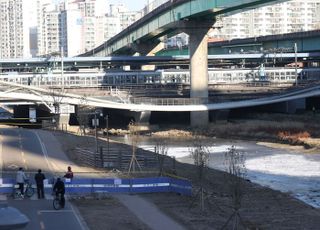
[[150, 113, 320, 150]]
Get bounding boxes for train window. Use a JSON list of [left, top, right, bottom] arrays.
[[154, 75, 160, 84], [126, 76, 131, 83], [132, 76, 137, 84]]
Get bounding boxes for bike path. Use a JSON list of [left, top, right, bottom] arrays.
[[6, 197, 88, 230], [37, 130, 188, 230]]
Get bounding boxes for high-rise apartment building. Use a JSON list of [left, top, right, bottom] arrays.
[[0, 0, 32, 58], [166, 0, 320, 48], [36, 0, 140, 57], [109, 3, 142, 32], [211, 0, 320, 40], [37, 1, 63, 57]]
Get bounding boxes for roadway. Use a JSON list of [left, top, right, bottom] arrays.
[[0, 126, 187, 230], [0, 126, 88, 230], [0, 126, 77, 177]]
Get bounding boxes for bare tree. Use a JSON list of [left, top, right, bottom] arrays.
[[155, 140, 168, 176], [128, 120, 142, 173], [47, 87, 65, 130], [76, 105, 91, 136], [189, 135, 210, 212], [222, 145, 247, 230]]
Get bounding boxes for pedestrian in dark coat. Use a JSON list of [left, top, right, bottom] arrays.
[[34, 169, 46, 199]]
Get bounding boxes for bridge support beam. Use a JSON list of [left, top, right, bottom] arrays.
[[183, 21, 213, 127], [55, 114, 70, 131], [132, 111, 151, 124]]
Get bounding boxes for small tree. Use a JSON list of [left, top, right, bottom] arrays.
[[222, 145, 247, 230], [76, 105, 91, 136], [155, 140, 168, 176], [189, 135, 210, 212], [128, 120, 142, 173]]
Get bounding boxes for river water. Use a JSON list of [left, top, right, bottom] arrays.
[[112, 136, 320, 208]]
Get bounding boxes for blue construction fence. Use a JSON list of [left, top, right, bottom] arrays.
[[0, 177, 192, 196]]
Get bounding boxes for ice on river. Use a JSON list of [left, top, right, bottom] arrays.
[[139, 141, 320, 208]]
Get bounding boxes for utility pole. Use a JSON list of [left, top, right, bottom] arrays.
[[106, 115, 109, 156], [294, 42, 298, 86], [94, 112, 98, 153], [61, 46, 64, 91]]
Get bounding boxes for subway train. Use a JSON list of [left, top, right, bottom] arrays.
[[0, 67, 320, 88]]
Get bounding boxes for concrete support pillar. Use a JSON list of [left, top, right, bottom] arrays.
[[132, 111, 151, 124], [187, 25, 210, 127], [56, 114, 70, 131]]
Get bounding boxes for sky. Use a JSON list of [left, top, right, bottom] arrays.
[[108, 0, 150, 11]]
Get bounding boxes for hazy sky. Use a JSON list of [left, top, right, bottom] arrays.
[[108, 0, 150, 11]]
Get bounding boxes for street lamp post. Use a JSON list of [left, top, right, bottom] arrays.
[[93, 110, 103, 153], [94, 112, 98, 153], [61, 46, 64, 91], [106, 115, 109, 156], [294, 42, 298, 86]]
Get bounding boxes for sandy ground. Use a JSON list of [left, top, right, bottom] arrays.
[[52, 129, 320, 230]]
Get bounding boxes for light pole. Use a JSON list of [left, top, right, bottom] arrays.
[[294, 42, 298, 86], [94, 112, 98, 153], [61, 46, 64, 91], [93, 110, 103, 153], [106, 115, 109, 156]]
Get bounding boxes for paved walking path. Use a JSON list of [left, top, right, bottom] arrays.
[[38, 129, 187, 229], [114, 194, 186, 230]]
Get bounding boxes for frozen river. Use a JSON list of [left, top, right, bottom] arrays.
[[117, 136, 320, 208]]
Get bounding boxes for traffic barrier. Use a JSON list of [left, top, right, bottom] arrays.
[[0, 177, 192, 196]]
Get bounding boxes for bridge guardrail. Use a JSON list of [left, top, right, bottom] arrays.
[[130, 97, 209, 105]]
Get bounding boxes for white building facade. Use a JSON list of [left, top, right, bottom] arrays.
[[166, 0, 320, 48], [36, 0, 141, 57], [211, 0, 320, 40], [0, 0, 32, 58]]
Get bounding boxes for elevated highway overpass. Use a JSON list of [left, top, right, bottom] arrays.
[[80, 0, 289, 126], [81, 0, 288, 57]]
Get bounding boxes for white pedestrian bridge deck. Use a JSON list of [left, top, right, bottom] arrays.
[[0, 80, 319, 112]]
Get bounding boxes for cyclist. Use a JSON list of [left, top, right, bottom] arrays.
[[53, 177, 65, 208], [16, 167, 27, 197]]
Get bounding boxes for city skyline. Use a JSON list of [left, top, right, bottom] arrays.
[[108, 0, 149, 11]]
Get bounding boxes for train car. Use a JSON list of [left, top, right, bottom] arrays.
[[1, 67, 320, 88]]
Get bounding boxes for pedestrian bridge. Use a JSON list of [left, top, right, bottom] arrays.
[[0, 80, 318, 112]]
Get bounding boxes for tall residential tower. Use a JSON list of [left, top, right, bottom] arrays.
[[0, 0, 32, 58]]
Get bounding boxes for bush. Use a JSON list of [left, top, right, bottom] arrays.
[[277, 131, 310, 145]]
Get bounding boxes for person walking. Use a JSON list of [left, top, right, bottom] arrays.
[[16, 167, 27, 196], [64, 166, 73, 180], [34, 169, 46, 199]]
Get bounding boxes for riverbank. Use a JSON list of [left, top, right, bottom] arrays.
[[53, 121, 320, 229]]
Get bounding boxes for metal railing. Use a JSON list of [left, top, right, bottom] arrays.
[[130, 97, 209, 105]]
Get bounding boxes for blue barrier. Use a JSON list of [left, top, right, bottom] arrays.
[[0, 177, 192, 196]]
